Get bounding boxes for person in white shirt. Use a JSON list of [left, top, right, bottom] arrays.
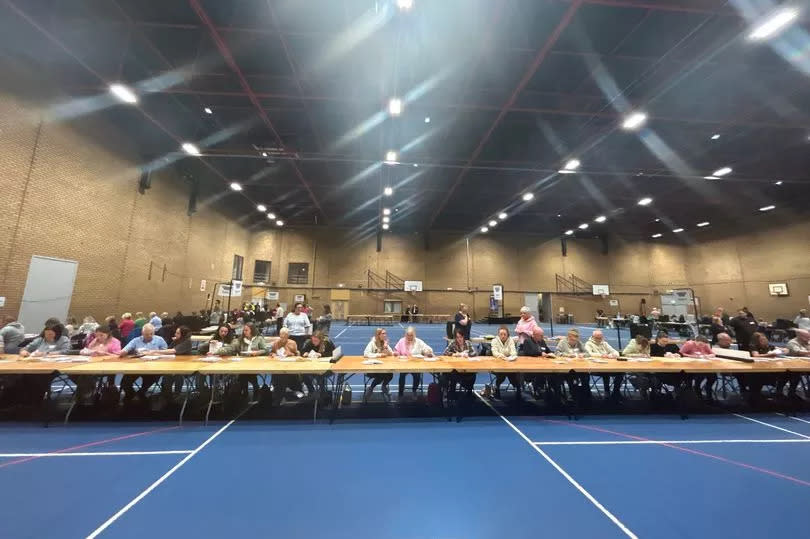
[[283, 303, 312, 349], [363, 328, 393, 401], [274, 303, 285, 334], [793, 310, 810, 331], [393, 326, 433, 398], [491, 325, 518, 400], [584, 329, 622, 402]]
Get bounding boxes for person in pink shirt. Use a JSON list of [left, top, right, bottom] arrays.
[[679, 335, 716, 400], [394, 326, 433, 399], [514, 306, 540, 344]]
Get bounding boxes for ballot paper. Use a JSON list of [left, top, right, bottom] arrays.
[[140, 355, 175, 360], [278, 357, 299, 362], [422, 357, 439, 362], [503, 355, 517, 362], [590, 358, 609, 363], [362, 358, 384, 365], [200, 356, 222, 362]]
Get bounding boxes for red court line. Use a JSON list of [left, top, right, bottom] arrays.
[[541, 419, 810, 488], [0, 425, 180, 469]]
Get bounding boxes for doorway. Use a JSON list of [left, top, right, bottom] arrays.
[[332, 300, 348, 320], [18, 255, 78, 331]]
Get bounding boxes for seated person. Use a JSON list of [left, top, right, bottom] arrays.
[[651, 331, 681, 356], [20, 322, 70, 357], [518, 326, 556, 401], [200, 325, 234, 355], [363, 328, 394, 401], [441, 328, 477, 397], [793, 310, 810, 331], [119, 323, 168, 401], [221, 323, 267, 399], [680, 335, 716, 400], [300, 330, 335, 395], [491, 325, 518, 399], [75, 326, 121, 402], [393, 326, 433, 399], [271, 327, 305, 403], [634, 332, 680, 396], [787, 329, 810, 357], [0, 316, 25, 354], [714, 332, 733, 349], [157, 326, 193, 395], [622, 335, 650, 357], [555, 328, 587, 356], [584, 330, 622, 401]]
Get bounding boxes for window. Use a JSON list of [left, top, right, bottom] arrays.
[[253, 260, 271, 284], [232, 254, 244, 281], [287, 262, 309, 285], [383, 300, 402, 314]]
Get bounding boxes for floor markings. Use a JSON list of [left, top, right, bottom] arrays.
[[86, 404, 254, 539], [734, 413, 810, 439], [532, 439, 810, 446], [0, 450, 193, 458], [778, 413, 810, 425], [475, 392, 638, 539]]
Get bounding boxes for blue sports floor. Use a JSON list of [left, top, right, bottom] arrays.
[[4, 323, 809, 538]]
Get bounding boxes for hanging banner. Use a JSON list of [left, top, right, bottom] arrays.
[[218, 280, 243, 297], [266, 291, 279, 301], [492, 284, 503, 301]]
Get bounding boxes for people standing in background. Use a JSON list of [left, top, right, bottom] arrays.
[[793, 309, 810, 331], [64, 317, 78, 337], [284, 303, 312, 349], [363, 328, 394, 401], [119, 313, 135, 340], [454, 303, 471, 340], [729, 309, 757, 351], [742, 307, 754, 319], [316, 304, 333, 336], [133, 312, 147, 329], [514, 306, 540, 344], [275, 302, 285, 335], [393, 326, 433, 399], [709, 316, 726, 345], [149, 311, 162, 329], [209, 307, 222, 326], [411, 304, 419, 322], [0, 316, 25, 354], [77, 316, 99, 335], [404, 305, 412, 323]]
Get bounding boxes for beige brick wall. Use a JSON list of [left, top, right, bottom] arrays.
[[0, 91, 249, 324]]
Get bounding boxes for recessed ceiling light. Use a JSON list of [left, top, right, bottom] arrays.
[[276, 220, 284, 226], [109, 83, 138, 104], [382, 223, 390, 230], [267, 213, 276, 220], [638, 197, 653, 206], [594, 215, 606, 223], [385, 150, 398, 163], [703, 176, 720, 180], [558, 170, 576, 174], [480, 226, 488, 233], [564, 230, 574, 235], [181, 142, 201, 156], [413, 163, 418, 167], [654, 218, 660, 222], [557, 214, 561, 218], [261, 152, 268, 157], [748, 7, 799, 41], [383, 208, 391, 215], [204, 107, 213, 114], [397, 0, 413, 11], [488, 219, 497, 227], [651, 233, 662, 238], [712, 167, 732, 177], [388, 98, 402, 116], [230, 182, 242, 191], [759, 205, 776, 212], [621, 111, 647, 130], [384, 186, 393, 196], [697, 221, 710, 227], [563, 159, 580, 170], [498, 212, 507, 220], [775, 180, 783, 185], [673, 228, 684, 233], [383, 216, 390, 223], [257, 204, 267, 212], [710, 134, 720, 140], [522, 193, 534, 201], [424, 116, 430, 123], [578, 223, 589, 230]]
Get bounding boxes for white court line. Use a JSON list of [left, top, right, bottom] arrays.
[[532, 439, 810, 446], [0, 450, 193, 458], [733, 413, 810, 440], [778, 413, 810, 425], [86, 404, 253, 539], [474, 392, 637, 539], [332, 325, 352, 339]]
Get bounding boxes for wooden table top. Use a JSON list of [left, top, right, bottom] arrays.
[[197, 356, 332, 375]]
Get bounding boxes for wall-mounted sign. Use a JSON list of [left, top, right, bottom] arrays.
[[200, 279, 206, 292]]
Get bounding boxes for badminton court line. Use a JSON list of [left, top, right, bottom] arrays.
[[778, 413, 810, 426], [533, 439, 810, 446], [0, 450, 192, 458], [86, 404, 254, 539], [733, 413, 810, 439], [475, 393, 637, 539]]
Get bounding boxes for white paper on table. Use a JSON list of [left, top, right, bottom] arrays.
[[314, 356, 332, 362], [590, 358, 609, 363], [422, 357, 438, 362], [365, 353, 380, 359], [467, 357, 481, 361], [628, 357, 653, 362], [278, 357, 299, 362], [228, 357, 243, 361], [200, 357, 221, 362], [140, 355, 174, 360], [553, 360, 568, 364], [362, 359, 384, 365], [411, 354, 424, 359], [504, 355, 517, 362], [0, 359, 14, 363]]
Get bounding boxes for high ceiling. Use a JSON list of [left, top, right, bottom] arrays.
[[2, 0, 809, 240]]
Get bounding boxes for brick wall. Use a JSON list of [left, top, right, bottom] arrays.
[[0, 91, 249, 324]]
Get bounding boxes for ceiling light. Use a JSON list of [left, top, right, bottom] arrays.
[[748, 7, 799, 41], [621, 111, 647, 130], [775, 180, 783, 185], [383, 208, 391, 216], [651, 233, 662, 238], [594, 215, 606, 223], [498, 212, 507, 220], [267, 212, 276, 219], [638, 197, 653, 206], [276, 220, 284, 226], [181, 142, 201, 156], [558, 170, 577, 174], [230, 182, 242, 191], [383, 216, 390, 223], [424, 116, 431, 123], [654, 218, 660, 222], [261, 152, 268, 157], [712, 166, 732, 177], [564, 159, 580, 170], [711, 134, 720, 140], [759, 205, 776, 212], [557, 214, 561, 218], [564, 230, 574, 235], [413, 163, 418, 167], [697, 221, 710, 227], [578, 223, 589, 230], [522, 193, 534, 201], [397, 0, 413, 10], [257, 204, 267, 212], [382, 223, 390, 230], [488, 220, 497, 227], [109, 83, 138, 104], [384, 186, 393, 196], [388, 98, 402, 116], [703, 176, 720, 180], [385, 150, 398, 163], [673, 228, 684, 233], [480, 226, 488, 233], [204, 107, 213, 114]]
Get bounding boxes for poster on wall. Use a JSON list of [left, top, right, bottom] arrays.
[[218, 280, 243, 297], [200, 279, 206, 292], [492, 284, 503, 301], [294, 294, 305, 303], [266, 291, 279, 301]]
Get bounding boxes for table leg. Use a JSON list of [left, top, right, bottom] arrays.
[[205, 374, 218, 426]]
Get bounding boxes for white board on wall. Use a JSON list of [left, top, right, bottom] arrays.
[[18, 255, 78, 331]]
